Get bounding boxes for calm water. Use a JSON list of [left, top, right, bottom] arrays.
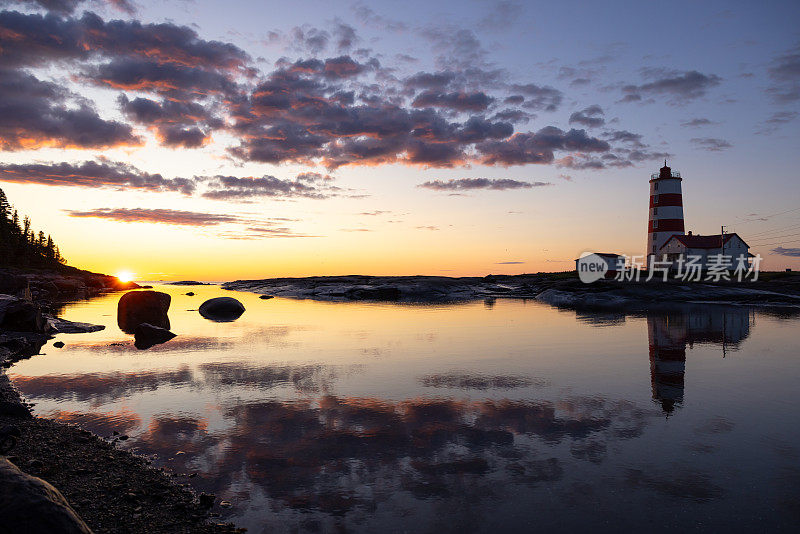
[[8, 285, 800, 533]]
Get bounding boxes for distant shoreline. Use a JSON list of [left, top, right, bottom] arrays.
[[221, 272, 800, 308]]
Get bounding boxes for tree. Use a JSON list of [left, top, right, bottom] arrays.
[[23, 216, 31, 243], [0, 187, 69, 269], [0, 189, 10, 223]]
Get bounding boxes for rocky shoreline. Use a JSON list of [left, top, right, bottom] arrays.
[[223, 272, 800, 308], [0, 269, 243, 534]]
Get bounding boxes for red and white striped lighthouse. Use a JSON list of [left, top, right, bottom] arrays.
[[647, 161, 684, 266]]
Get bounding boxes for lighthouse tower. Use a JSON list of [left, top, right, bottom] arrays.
[[647, 161, 684, 266]]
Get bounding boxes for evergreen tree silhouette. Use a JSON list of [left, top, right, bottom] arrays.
[[0, 186, 69, 269]]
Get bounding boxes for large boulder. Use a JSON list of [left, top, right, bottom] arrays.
[[0, 458, 93, 533], [199, 297, 245, 322], [133, 323, 176, 350], [117, 291, 170, 334], [0, 295, 46, 333]]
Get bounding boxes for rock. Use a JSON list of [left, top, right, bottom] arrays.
[[185, 291, 195, 296], [198, 493, 215, 509], [53, 341, 64, 348], [0, 295, 46, 333], [198, 297, 245, 322], [51, 277, 86, 293], [0, 373, 32, 418], [0, 333, 48, 362], [345, 286, 401, 301], [166, 281, 209, 286], [47, 317, 105, 334], [0, 424, 21, 454], [258, 295, 274, 300], [26, 459, 44, 471], [0, 272, 28, 295], [133, 323, 176, 350], [117, 291, 171, 334], [0, 458, 93, 533]]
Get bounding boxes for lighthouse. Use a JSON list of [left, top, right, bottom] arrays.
[[647, 161, 685, 266]]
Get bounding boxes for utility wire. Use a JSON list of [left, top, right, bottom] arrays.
[[751, 239, 800, 247], [738, 206, 800, 223], [743, 223, 800, 238], [750, 231, 800, 243]]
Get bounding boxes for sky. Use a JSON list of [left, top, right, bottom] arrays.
[[0, 0, 798, 281]]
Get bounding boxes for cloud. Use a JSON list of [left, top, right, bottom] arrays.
[[766, 44, 800, 103], [4, 0, 138, 14], [764, 111, 798, 125], [415, 225, 439, 230], [201, 172, 339, 200], [3, 0, 84, 14], [62, 207, 315, 238], [0, 6, 653, 180], [332, 21, 358, 52], [403, 71, 456, 90], [568, 105, 604, 127], [681, 118, 717, 128], [0, 10, 250, 71], [411, 90, 494, 112], [0, 69, 139, 150], [691, 137, 732, 151], [65, 207, 240, 225], [418, 178, 551, 191], [351, 2, 408, 32], [621, 70, 721, 103], [0, 160, 194, 193], [477, 127, 610, 166], [495, 261, 525, 264], [84, 57, 239, 98], [771, 247, 800, 257], [757, 111, 798, 134], [603, 130, 644, 147], [479, 1, 523, 30], [358, 210, 390, 216], [491, 109, 532, 124], [221, 226, 316, 239], [510, 83, 563, 111], [118, 94, 221, 148]]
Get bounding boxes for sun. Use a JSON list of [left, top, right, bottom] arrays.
[[116, 270, 135, 283]]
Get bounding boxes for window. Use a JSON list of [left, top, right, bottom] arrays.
[[653, 245, 657, 253], [653, 207, 658, 215], [652, 219, 658, 229], [653, 194, 659, 205], [654, 182, 659, 191], [653, 232, 658, 240]]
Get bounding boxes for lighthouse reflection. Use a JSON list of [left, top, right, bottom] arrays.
[[647, 305, 752, 413]]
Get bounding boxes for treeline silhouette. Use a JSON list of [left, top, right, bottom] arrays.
[[0, 187, 66, 268]]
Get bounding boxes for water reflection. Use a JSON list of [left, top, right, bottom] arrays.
[[6, 288, 800, 532], [648, 306, 752, 414]]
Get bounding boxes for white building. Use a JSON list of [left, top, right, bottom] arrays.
[[657, 232, 751, 270], [574, 253, 624, 278]]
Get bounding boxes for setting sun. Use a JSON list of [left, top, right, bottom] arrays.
[[116, 270, 135, 283]]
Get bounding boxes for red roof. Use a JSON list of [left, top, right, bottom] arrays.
[[660, 233, 748, 250]]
